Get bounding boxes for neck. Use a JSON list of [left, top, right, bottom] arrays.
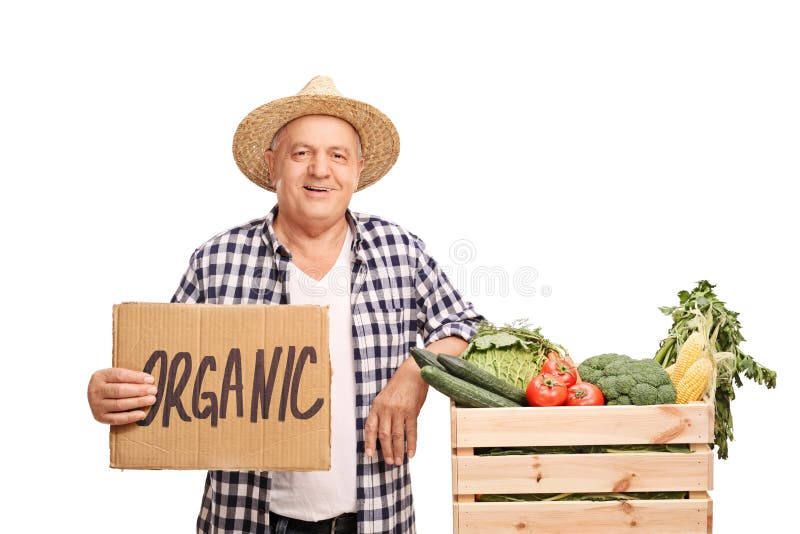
[[273, 209, 350, 258]]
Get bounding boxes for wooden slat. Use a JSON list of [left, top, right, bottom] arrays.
[[450, 401, 458, 449], [451, 402, 458, 497], [708, 498, 713, 534], [456, 449, 712, 494], [452, 400, 475, 504], [691, 443, 714, 490], [690, 491, 713, 534], [451, 402, 459, 534], [454, 402, 712, 447], [451, 402, 474, 532], [457, 494, 711, 533], [455, 449, 475, 502]]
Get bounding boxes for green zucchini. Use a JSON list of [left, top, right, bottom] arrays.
[[436, 353, 529, 405], [420, 365, 522, 408], [410, 346, 446, 371]]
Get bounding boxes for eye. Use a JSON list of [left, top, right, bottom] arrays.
[[332, 152, 345, 160]]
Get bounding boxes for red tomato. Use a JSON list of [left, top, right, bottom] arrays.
[[541, 353, 578, 388], [526, 373, 568, 406], [566, 382, 605, 406]]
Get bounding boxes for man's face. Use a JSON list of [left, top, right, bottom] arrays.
[[265, 115, 364, 226]]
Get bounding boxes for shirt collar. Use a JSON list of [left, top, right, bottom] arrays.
[[261, 204, 291, 259], [261, 203, 369, 264]]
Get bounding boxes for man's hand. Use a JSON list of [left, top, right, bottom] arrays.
[[364, 357, 428, 465], [88, 368, 157, 425], [365, 336, 468, 465]]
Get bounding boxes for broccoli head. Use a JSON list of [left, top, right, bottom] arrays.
[[577, 354, 676, 405], [577, 353, 632, 384]]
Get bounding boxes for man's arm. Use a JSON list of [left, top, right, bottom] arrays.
[[364, 231, 483, 465], [425, 336, 469, 359]]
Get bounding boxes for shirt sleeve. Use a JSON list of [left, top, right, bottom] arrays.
[[170, 249, 205, 304], [413, 237, 484, 345]]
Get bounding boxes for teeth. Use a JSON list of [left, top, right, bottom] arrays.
[[305, 186, 330, 191]]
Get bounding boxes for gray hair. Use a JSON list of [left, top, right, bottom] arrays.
[[270, 123, 363, 159]]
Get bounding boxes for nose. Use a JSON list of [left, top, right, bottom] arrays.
[[308, 152, 331, 178]]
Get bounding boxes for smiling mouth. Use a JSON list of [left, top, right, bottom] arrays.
[[304, 186, 333, 192]]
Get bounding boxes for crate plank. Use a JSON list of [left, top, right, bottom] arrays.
[[456, 446, 712, 494], [690, 491, 713, 533], [691, 443, 714, 490], [455, 448, 475, 502], [450, 401, 458, 449], [451, 402, 472, 533], [457, 494, 711, 534], [454, 402, 712, 447]]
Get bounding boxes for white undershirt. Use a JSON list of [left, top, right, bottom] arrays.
[[269, 227, 357, 521]]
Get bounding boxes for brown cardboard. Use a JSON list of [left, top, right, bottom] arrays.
[[110, 302, 330, 470]]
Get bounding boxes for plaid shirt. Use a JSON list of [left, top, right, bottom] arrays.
[[171, 204, 482, 534]]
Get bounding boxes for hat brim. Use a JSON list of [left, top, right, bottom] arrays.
[[232, 94, 399, 192]]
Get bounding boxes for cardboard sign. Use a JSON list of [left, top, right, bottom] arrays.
[[110, 302, 331, 470]]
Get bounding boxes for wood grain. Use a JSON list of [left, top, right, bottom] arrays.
[[455, 446, 712, 494], [456, 494, 712, 533], [453, 401, 713, 447]]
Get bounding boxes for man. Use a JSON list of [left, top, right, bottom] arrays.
[[87, 76, 482, 533]]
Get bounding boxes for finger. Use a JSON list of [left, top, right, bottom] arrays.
[[101, 395, 157, 414], [405, 416, 418, 460], [364, 410, 379, 459], [102, 382, 158, 400], [100, 410, 148, 426], [391, 414, 405, 465], [103, 368, 155, 384], [378, 413, 394, 465]]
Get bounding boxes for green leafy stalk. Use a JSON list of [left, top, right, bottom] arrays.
[[654, 280, 777, 459]]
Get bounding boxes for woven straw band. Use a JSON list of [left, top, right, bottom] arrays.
[[232, 76, 400, 192]]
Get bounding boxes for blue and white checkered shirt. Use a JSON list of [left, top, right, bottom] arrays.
[[172, 204, 482, 534]]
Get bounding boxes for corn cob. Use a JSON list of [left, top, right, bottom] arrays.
[[670, 331, 705, 386], [676, 357, 714, 403]]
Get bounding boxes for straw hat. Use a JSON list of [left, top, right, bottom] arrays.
[[232, 76, 400, 192]]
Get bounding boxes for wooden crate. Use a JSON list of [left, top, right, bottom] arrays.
[[451, 400, 714, 533]]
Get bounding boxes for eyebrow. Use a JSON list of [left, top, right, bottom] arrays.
[[287, 142, 353, 155], [288, 142, 314, 151]]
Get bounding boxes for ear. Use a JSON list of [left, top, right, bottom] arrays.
[[264, 149, 276, 187], [353, 157, 364, 191], [355, 156, 365, 187]]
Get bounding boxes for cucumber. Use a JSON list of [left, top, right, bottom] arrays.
[[410, 346, 446, 371], [437, 353, 529, 406], [421, 365, 523, 408]]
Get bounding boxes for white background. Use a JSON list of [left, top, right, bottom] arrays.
[[2, 1, 797, 532]]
